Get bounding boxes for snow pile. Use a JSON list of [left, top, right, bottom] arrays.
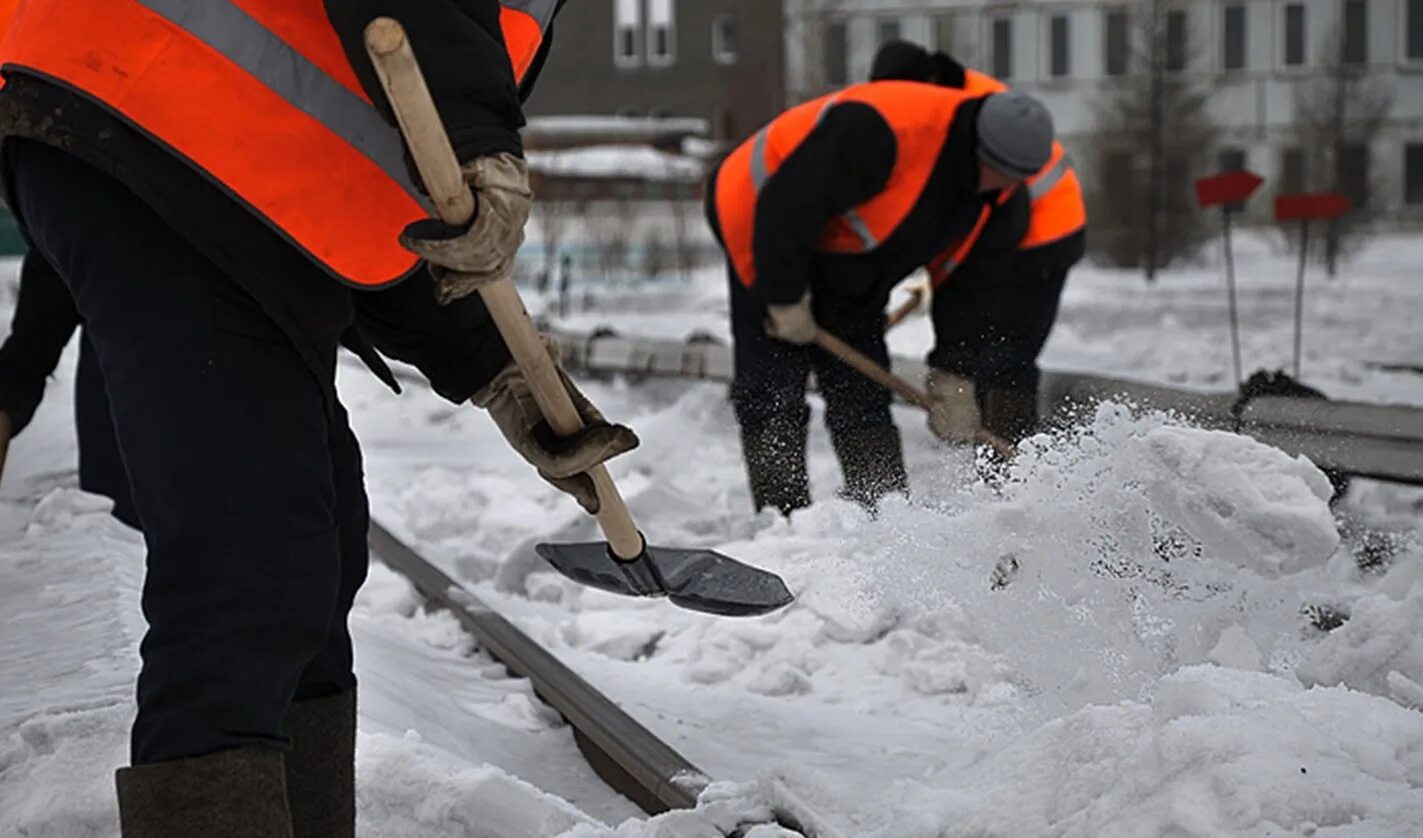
[[359, 733, 597, 837], [862, 665, 1423, 838], [533, 399, 1344, 718], [1299, 579, 1423, 710]]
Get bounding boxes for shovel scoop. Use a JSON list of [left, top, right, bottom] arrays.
[[537, 539, 794, 618]]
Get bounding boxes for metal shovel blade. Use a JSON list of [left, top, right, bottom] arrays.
[[535, 541, 794, 618]]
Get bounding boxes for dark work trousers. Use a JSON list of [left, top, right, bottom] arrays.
[[5, 140, 369, 764], [728, 268, 908, 515], [930, 263, 1068, 439], [75, 333, 141, 529]]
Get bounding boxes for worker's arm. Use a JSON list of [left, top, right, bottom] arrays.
[[0, 252, 82, 437], [327, 0, 525, 161], [351, 267, 512, 404], [752, 103, 897, 305]]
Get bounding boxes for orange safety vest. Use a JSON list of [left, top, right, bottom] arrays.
[[959, 68, 1086, 253], [0, 0, 555, 289], [715, 81, 977, 288]]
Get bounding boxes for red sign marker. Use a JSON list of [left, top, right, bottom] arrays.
[[1195, 170, 1264, 208], [1274, 193, 1351, 222]]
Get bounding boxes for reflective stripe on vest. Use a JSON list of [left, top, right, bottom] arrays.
[[746, 94, 877, 249], [0, 0, 547, 288], [1021, 144, 1087, 249], [1027, 153, 1070, 200], [716, 82, 972, 287]]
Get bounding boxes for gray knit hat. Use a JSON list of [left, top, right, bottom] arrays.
[[976, 91, 1055, 178]]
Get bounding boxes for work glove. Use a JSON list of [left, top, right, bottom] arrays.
[[472, 338, 639, 514], [764, 293, 818, 345], [400, 153, 533, 305], [926, 369, 984, 443]]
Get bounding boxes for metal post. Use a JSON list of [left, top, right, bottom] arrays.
[[1294, 218, 1310, 379], [1222, 207, 1243, 386]]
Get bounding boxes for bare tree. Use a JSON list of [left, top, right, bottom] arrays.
[[584, 193, 635, 283], [1087, 0, 1219, 279], [1288, 25, 1392, 276]]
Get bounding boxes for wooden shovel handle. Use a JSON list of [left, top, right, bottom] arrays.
[[365, 18, 643, 560], [884, 284, 926, 333], [811, 330, 1018, 460]]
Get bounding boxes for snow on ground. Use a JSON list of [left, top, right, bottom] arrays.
[[3, 236, 1423, 836]]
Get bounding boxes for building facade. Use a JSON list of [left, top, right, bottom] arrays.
[[525, 0, 787, 143], [785, 0, 1423, 220]]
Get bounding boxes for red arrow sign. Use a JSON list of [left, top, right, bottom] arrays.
[[1274, 193, 1351, 221], [1195, 170, 1264, 208]]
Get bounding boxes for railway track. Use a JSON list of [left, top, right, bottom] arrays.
[[367, 519, 837, 837]]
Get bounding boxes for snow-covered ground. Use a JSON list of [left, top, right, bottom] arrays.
[[3, 235, 1423, 836]]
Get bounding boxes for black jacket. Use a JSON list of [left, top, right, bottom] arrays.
[[0, 0, 558, 402], [711, 96, 1027, 318]]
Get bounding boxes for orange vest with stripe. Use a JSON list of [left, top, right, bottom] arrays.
[[0, 0, 553, 289], [715, 82, 977, 288], [959, 68, 1086, 253]]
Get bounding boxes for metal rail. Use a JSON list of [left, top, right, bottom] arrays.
[[367, 520, 830, 835], [368, 520, 705, 814], [548, 328, 1423, 487]]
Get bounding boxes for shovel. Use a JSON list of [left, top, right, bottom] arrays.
[[811, 330, 1017, 461], [365, 19, 792, 618]]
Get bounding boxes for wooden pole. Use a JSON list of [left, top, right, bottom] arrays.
[[365, 18, 644, 560], [1294, 218, 1309, 379], [1222, 206, 1243, 386]]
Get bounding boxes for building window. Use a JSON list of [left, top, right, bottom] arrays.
[[877, 17, 901, 46], [1338, 144, 1369, 208], [1341, 0, 1367, 65], [1219, 147, 1247, 173], [1410, 0, 1423, 61], [1050, 14, 1071, 78], [1165, 10, 1187, 72], [992, 16, 1013, 79], [935, 14, 957, 57], [1406, 144, 1423, 204], [1279, 146, 1306, 193], [613, 0, 641, 68], [647, 0, 675, 67], [1223, 4, 1246, 71], [824, 21, 848, 86], [1284, 3, 1306, 67], [712, 14, 738, 65], [1104, 8, 1128, 76]]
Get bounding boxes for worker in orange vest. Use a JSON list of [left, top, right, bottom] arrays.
[[706, 80, 1052, 515], [872, 41, 1088, 443], [0, 2, 637, 836]]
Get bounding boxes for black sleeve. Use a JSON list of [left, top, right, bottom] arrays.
[[326, 0, 525, 161], [752, 102, 897, 305], [0, 252, 81, 436], [351, 267, 512, 404], [972, 187, 1031, 268], [926, 188, 1028, 371]]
